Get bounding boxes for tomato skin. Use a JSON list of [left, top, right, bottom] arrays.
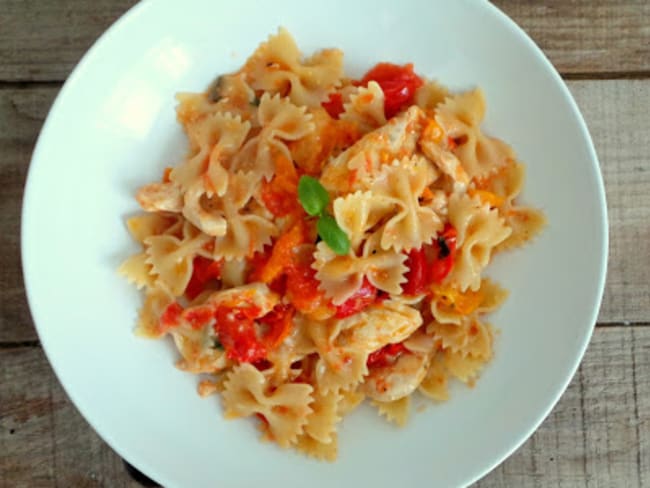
[[360, 63, 424, 118], [401, 247, 430, 296], [334, 278, 378, 318], [402, 224, 458, 294], [367, 343, 408, 369], [322, 92, 344, 119], [185, 256, 222, 300], [430, 224, 458, 284]]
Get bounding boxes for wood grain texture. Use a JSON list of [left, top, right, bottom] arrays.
[[477, 326, 650, 488], [1, 79, 648, 341], [492, 0, 650, 76], [1, 327, 647, 487], [568, 80, 650, 324], [0, 87, 57, 342], [0, 345, 141, 488], [0, 0, 136, 82], [0, 1, 648, 82]]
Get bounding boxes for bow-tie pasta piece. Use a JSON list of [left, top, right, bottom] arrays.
[[371, 157, 442, 252], [222, 363, 314, 447], [414, 79, 450, 114], [171, 111, 251, 193], [144, 221, 212, 296], [332, 190, 394, 250], [340, 81, 387, 133], [242, 28, 343, 108], [134, 288, 175, 339], [447, 193, 512, 292], [313, 232, 408, 305], [182, 171, 278, 259], [118, 253, 156, 291], [436, 89, 515, 180], [231, 93, 314, 180], [418, 352, 450, 402], [303, 387, 342, 444], [295, 432, 338, 462], [473, 160, 547, 250], [426, 318, 493, 360], [371, 396, 411, 427]]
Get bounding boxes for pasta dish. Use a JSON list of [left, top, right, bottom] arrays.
[[120, 29, 545, 460]]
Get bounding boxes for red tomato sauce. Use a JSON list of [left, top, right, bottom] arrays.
[[183, 305, 215, 330], [367, 342, 408, 369], [159, 302, 183, 332], [334, 278, 378, 318], [214, 305, 267, 363]]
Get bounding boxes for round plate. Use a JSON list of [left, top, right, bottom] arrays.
[[22, 1, 607, 487]]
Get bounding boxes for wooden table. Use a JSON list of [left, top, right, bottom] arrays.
[[1, 1, 648, 486]]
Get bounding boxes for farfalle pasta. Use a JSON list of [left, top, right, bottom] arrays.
[[121, 29, 545, 461]]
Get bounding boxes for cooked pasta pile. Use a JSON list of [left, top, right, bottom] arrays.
[[120, 28, 545, 460]]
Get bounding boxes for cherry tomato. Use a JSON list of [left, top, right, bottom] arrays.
[[402, 224, 458, 294], [367, 342, 408, 369], [322, 92, 344, 119], [335, 278, 378, 318], [185, 256, 222, 300], [430, 224, 458, 284], [401, 247, 430, 296], [360, 63, 424, 118]]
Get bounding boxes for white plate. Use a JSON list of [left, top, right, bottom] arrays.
[[22, 1, 607, 487]]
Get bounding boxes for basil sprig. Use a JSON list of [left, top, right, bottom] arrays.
[[297, 176, 350, 255]]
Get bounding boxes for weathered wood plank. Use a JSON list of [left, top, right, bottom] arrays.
[[0, 0, 136, 82], [1, 79, 648, 341], [0, 1, 648, 82], [568, 81, 650, 324], [493, 0, 650, 76], [1, 326, 647, 487], [0, 87, 57, 342], [0, 88, 58, 342], [0, 344, 142, 488], [477, 326, 650, 487]]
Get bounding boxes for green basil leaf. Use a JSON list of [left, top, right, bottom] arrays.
[[298, 175, 330, 217], [317, 214, 350, 256]]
